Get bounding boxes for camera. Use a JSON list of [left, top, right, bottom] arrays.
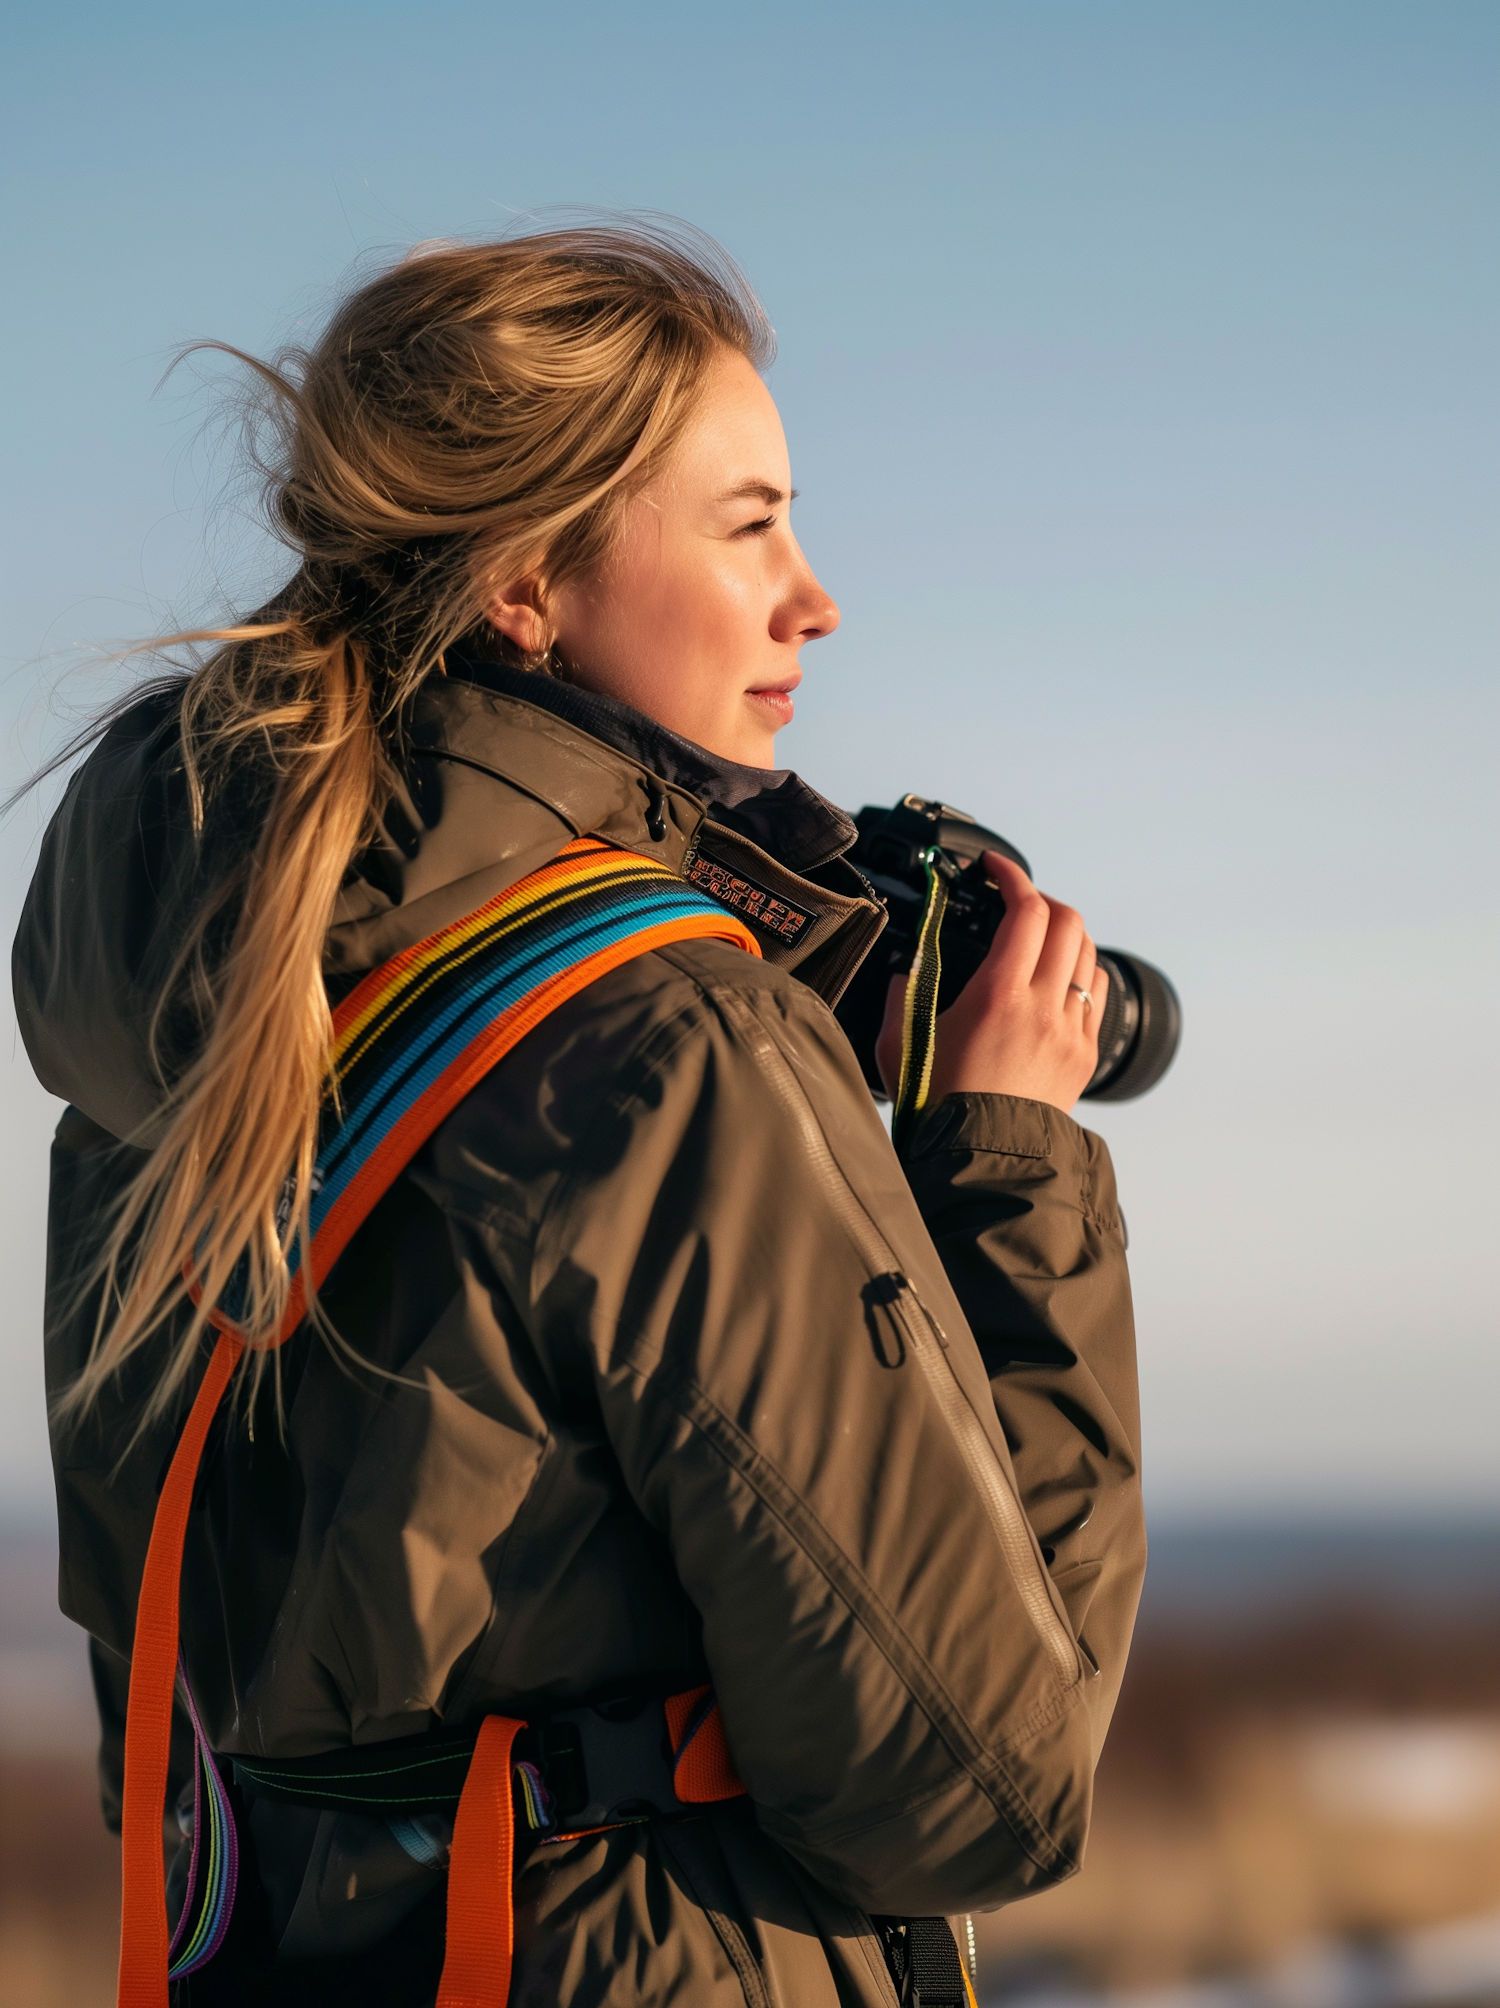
[[835, 796, 1181, 1103]]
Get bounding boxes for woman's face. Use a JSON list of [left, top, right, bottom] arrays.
[[491, 347, 840, 768]]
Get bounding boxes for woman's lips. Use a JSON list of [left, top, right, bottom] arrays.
[[747, 677, 800, 725]]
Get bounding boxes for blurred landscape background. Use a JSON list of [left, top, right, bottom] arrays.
[[14, 1518, 1500, 2006], [2, 2, 1497, 2004], [979, 1525, 1500, 2007]]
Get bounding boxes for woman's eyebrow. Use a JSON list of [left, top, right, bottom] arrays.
[[721, 480, 798, 505]]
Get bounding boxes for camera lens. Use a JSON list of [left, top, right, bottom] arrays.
[[1082, 953, 1182, 1102]]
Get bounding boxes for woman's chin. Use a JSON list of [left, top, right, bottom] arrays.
[[727, 696, 789, 765]]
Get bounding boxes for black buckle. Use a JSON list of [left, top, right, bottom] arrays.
[[528, 1696, 685, 1834]]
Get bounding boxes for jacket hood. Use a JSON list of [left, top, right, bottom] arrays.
[[13, 663, 878, 1144], [12, 686, 272, 1146]]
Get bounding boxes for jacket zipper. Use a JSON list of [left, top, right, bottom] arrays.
[[718, 995, 1083, 1693]]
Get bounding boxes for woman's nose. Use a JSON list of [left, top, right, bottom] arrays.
[[774, 545, 840, 644]]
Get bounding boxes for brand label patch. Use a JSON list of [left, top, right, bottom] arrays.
[[686, 854, 812, 943]]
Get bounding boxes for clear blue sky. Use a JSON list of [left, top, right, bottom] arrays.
[[1, 0, 1496, 1521]]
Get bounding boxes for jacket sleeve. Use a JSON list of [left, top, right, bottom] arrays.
[[526, 949, 1137, 1917], [898, 1093, 1144, 1762], [44, 1107, 202, 1832]]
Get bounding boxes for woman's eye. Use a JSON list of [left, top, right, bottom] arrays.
[[734, 515, 777, 538]]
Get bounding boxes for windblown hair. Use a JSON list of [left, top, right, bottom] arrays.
[[62, 222, 772, 1424]]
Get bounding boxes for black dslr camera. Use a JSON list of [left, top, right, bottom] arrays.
[[835, 796, 1181, 1103]]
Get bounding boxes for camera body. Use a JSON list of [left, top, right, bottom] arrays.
[[834, 796, 1182, 1103]]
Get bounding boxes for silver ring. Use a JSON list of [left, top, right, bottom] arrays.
[[1070, 985, 1093, 1010]]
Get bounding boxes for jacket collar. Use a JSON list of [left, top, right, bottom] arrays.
[[443, 652, 857, 876], [325, 657, 884, 1003]]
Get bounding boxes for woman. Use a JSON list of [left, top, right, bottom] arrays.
[[16, 225, 1144, 2007]]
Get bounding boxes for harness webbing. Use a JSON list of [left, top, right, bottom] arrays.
[[439, 1717, 524, 2008], [117, 838, 760, 2008]]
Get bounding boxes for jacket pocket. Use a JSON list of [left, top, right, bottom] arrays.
[[715, 993, 1083, 1697]]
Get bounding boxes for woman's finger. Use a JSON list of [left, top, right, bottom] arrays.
[[1069, 952, 1109, 1049], [978, 851, 1051, 986], [1067, 933, 1098, 1012], [1032, 896, 1087, 1001]]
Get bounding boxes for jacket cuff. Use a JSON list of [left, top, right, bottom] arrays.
[[902, 1092, 1061, 1162], [899, 1094, 1122, 1238]]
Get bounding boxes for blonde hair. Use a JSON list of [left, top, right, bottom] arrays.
[[62, 223, 771, 1423]]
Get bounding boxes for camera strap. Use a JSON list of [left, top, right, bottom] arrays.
[[116, 836, 761, 2008], [873, 1915, 980, 2007], [892, 847, 956, 1149]]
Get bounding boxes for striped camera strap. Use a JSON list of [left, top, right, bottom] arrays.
[[117, 836, 760, 2008]]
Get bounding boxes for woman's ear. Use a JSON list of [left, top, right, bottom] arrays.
[[484, 579, 551, 657]]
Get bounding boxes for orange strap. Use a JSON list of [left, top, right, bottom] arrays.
[[274, 903, 761, 1346], [118, 1328, 243, 2008], [435, 1715, 525, 2008], [664, 1684, 746, 1803], [437, 1702, 745, 2005]]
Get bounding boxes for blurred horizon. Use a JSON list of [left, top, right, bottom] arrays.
[[2, 0, 1497, 1527], [14, 1509, 1500, 2004]]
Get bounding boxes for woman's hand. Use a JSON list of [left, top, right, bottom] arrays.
[[875, 851, 1108, 1114]]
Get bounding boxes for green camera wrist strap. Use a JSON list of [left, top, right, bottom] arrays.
[[892, 846, 953, 1151]]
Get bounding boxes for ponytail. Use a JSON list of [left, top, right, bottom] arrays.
[[60, 614, 381, 1422]]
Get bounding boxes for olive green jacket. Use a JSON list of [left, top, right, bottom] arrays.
[[16, 657, 1144, 2006]]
